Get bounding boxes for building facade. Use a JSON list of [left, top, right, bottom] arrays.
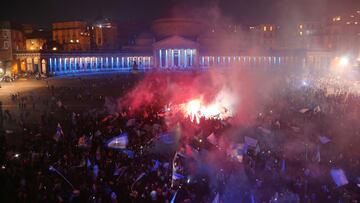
[[6, 17, 346, 76], [52, 21, 91, 51], [0, 21, 26, 76], [93, 21, 119, 50]]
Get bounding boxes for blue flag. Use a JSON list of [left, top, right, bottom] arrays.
[[106, 133, 128, 149]]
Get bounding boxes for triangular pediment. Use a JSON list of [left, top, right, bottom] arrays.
[[153, 36, 199, 49]]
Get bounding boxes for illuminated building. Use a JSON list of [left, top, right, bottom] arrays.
[[25, 32, 50, 52], [93, 20, 119, 50], [249, 24, 278, 49], [26, 38, 46, 51], [12, 18, 337, 76], [0, 21, 26, 75], [52, 21, 91, 51], [326, 11, 360, 52]]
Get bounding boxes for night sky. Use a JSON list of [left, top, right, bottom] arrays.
[[1, 0, 359, 27]]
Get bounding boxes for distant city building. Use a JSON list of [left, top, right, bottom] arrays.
[[327, 11, 360, 53], [52, 21, 91, 51], [249, 24, 278, 49], [93, 20, 119, 50], [0, 21, 26, 75], [25, 38, 46, 51], [8, 13, 360, 76], [25, 30, 51, 52]]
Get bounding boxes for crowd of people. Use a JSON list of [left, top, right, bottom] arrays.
[[1, 71, 360, 203]]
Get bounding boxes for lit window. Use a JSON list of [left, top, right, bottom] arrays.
[[70, 39, 74, 43], [347, 22, 351, 25], [299, 24, 303, 29], [263, 26, 267, 31], [76, 39, 79, 43], [355, 22, 358, 25], [270, 26, 273, 31], [300, 32, 303, 36]]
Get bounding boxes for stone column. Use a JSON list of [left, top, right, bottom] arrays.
[[159, 50, 162, 68], [171, 49, 174, 68]]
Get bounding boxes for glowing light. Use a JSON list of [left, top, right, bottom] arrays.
[[339, 57, 349, 67], [183, 99, 231, 124], [0, 68, 4, 75], [52, 47, 57, 51], [180, 89, 234, 124]]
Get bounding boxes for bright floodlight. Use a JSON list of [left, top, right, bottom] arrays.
[[339, 57, 349, 66]]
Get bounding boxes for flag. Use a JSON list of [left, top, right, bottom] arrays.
[[93, 164, 99, 179], [172, 152, 186, 186], [330, 169, 349, 187], [86, 158, 91, 168], [172, 172, 185, 180], [299, 108, 310, 114], [314, 106, 321, 113], [151, 160, 160, 172], [258, 126, 271, 135], [126, 119, 136, 127], [212, 193, 221, 203], [281, 159, 286, 173], [319, 136, 331, 144], [244, 136, 258, 147], [53, 123, 64, 142], [160, 132, 176, 144], [315, 145, 321, 162], [106, 133, 129, 149], [170, 190, 178, 203], [207, 133, 217, 145], [121, 149, 135, 158]]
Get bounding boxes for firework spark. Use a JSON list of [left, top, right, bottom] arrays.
[[180, 96, 232, 124]]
